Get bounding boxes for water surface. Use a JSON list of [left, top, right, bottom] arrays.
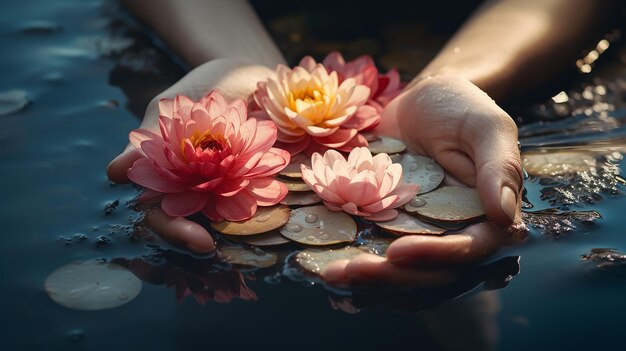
[[1, 1, 626, 350]]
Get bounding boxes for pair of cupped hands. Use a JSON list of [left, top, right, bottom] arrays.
[[107, 58, 525, 288]]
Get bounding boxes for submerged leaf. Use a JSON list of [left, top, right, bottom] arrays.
[[45, 260, 142, 311]]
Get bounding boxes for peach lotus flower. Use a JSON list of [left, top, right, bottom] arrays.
[[127, 90, 290, 222], [252, 57, 373, 155], [300, 147, 419, 221]]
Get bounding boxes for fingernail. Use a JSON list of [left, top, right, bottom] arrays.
[[500, 185, 517, 222]]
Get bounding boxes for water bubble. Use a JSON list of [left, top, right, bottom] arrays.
[[409, 198, 427, 207], [73, 233, 88, 242], [94, 236, 110, 248], [320, 234, 331, 240], [284, 224, 303, 232], [409, 164, 418, 171], [311, 194, 321, 201], [305, 214, 318, 223]]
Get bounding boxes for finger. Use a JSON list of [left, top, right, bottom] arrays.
[[386, 222, 505, 267], [462, 105, 523, 226], [322, 253, 456, 287], [143, 208, 215, 253], [107, 145, 142, 184]]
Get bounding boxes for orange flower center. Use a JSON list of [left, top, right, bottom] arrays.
[[181, 130, 226, 160], [288, 87, 326, 108]]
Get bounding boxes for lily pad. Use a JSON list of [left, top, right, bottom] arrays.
[[219, 246, 278, 268], [280, 191, 322, 206], [404, 185, 485, 223], [44, 260, 142, 311], [279, 153, 311, 178], [295, 247, 367, 274], [376, 211, 446, 235], [367, 136, 407, 154], [397, 153, 444, 194], [235, 230, 291, 246], [361, 131, 381, 142], [278, 177, 312, 192], [280, 205, 357, 246], [210, 205, 291, 235], [357, 238, 393, 256]]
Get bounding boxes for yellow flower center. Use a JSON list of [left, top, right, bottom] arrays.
[[181, 130, 226, 160], [288, 87, 331, 124]]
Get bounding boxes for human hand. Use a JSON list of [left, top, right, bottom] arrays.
[[107, 58, 277, 253], [322, 75, 525, 286]]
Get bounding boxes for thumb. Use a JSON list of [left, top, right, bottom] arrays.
[[465, 110, 523, 226]]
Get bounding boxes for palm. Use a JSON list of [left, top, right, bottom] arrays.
[[321, 76, 525, 286], [107, 59, 277, 253]]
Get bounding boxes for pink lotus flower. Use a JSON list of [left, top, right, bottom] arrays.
[[305, 51, 404, 113], [127, 91, 290, 222], [300, 147, 418, 221], [252, 58, 373, 155]]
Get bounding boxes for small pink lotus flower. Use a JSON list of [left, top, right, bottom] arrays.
[[305, 51, 404, 113], [300, 147, 418, 221], [252, 59, 373, 155], [127, 91, 290, 222]]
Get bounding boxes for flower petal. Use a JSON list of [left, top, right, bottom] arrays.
[[216, 192, 258, 221], [128, 158, 187, 193], [161, 191, 208, 217], [364, 209, 398, 222], [246, 178, 288, 206]]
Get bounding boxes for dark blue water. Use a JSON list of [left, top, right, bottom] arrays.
[[2, 1, 626, 350]]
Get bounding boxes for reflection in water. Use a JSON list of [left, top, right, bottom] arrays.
[[113, 243, 519, 317], [113, 249, 257, 305], [326, 256, 519, 314]]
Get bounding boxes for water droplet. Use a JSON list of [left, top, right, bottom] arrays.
[[95, 236, 110, 248], [306, 235, 317, 242], [246, 259, 260, 266], [255, 214, 270, 222], [320, 234, 330, 240], [425, 163, 438, 171], [264, 274, 282, 285], [409, 164, 418, 171], [285, 224, 303, 232], [410, 198, 427, 207], [429, 174, 442, 182], [305, 214, 318, 223], [252, 247, 266, 255], [117, 292, 128, 301]]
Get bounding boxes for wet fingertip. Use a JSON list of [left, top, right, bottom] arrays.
[[187, 236, 216, 254], [321, 259, 350, 283], [385, 235, 427, 265], [107, 149, 139, 184]]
